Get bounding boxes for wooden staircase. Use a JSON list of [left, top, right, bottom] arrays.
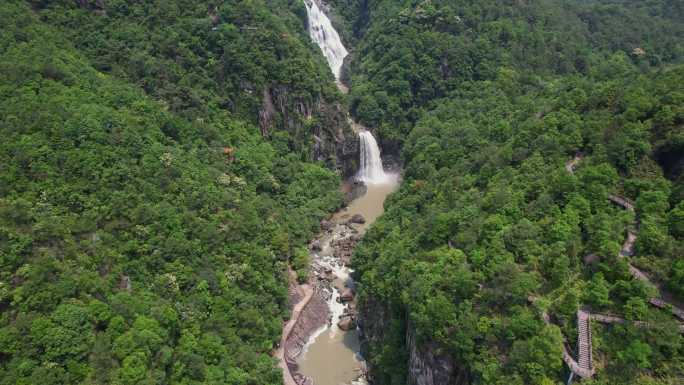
[[540, 308, 595, 380], [576, 310, 593, 374], [560, 155, 684, 381]]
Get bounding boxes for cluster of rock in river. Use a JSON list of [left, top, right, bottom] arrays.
[[284, 214, 367, 385]]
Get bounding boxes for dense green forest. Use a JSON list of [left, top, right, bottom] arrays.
[[343, 0, 684, 384], [37, 0, 340, 133], [2, 0, 684, 384], [340, 0, 684, 150], [0, 1, 347, 384]]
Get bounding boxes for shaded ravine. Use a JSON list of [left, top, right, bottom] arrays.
[[276, 177, 398, 385], [296, 173, 398, 383]]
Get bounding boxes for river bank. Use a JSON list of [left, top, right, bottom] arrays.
[[279, 175, 398, 385], [276, 1, 400, 384]]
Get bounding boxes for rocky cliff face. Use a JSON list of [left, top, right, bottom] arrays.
[[258, 85, 359, 177], [406, 324, 469, 385], [356, 296, 390, 380], [312, 98, 359, 177], [358, 298, 469, 385]]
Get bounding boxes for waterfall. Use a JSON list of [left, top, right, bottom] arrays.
[[358, 130, 388, 184], [304, 0, 348, 79], [295, 3, 395, 384], [303, 1, 390, 186]]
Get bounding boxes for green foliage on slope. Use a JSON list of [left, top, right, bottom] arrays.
[[346, 1, 684, 384], [348, 0, 684, 148], [35, 0, 347, 160], [356, 63, 684, 385], [0, 2, 342, 384]]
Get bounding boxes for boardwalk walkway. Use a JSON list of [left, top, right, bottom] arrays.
[[540, 309, 595, 379], [576, 310, 593, 375], [556, 155, 684, 381], [608, 194, 635, 211], [591, 312, 684, 332]]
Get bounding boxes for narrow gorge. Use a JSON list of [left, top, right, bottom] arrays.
[[278, 2, 398, 385]]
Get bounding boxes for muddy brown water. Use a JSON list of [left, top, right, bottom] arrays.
[[335, 177, 399, 233], [297, 176, 399, 385]]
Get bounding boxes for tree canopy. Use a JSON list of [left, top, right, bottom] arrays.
[[345, 1, 684, 384], [0, 1, 347, 384]]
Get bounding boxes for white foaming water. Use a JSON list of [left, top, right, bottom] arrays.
[[317, 256, 350, 337], [303, 2, 390, 185], [358, 130, 389, 184], [298, 4, 394, 384], [304, 0, 348, 79]]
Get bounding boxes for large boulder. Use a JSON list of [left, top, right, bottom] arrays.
[[340, 288, 354, 302], [338, 316, 356, 331], [348, 214, 366, 224], [320, 219, 334, 231]]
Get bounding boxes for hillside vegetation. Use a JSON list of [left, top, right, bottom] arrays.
[[344, 1, 684, 384], [2, 0, 684, 384], [0, 1, 346, 384]]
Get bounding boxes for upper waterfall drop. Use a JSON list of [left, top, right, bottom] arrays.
[[303, 0, 392, 187], [304, 0, 348, 79], [358, 130, 389, 184]]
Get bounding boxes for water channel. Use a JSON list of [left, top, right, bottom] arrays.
[[294, 2, 399, 384]]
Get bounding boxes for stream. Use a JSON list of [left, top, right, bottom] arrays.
[[296, 177, 398, 385], [291, 2, 399, 384]]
